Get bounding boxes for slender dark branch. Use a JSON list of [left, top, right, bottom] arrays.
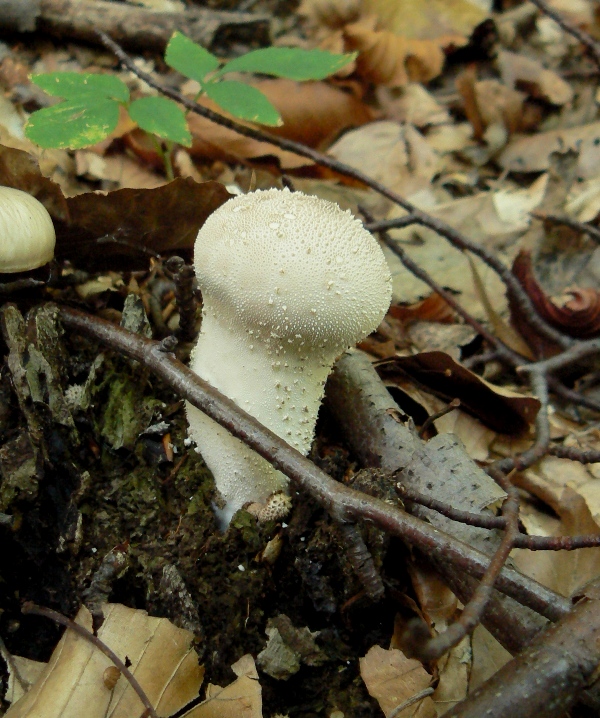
[[413, 479, 521, 661], [21, 602, 159, 718], [490, 370, 551, 473], [97, 30, 571, 353], [364, 215, 420, 232], [547, 376, 600, 414], [549, 445, 600, 463], [57, 305, 571, 622], [396, 483, 600, 550], [532, 211, 600, 244], [527, 0, 600, 68], [419, 398, 461, 438], [518, 339, 600, 376]]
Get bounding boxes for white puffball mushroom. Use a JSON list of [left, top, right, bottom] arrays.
[[0, 186, 56, 273], [186, 188, 392, 527]]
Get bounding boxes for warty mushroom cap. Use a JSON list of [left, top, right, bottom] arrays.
[[0, 186, 56, 273], [194, 188, 392, 352]]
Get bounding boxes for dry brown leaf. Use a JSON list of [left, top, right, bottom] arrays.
[[497, 50, 573, 106], [456, 66, 526, 142], [184, 81, 373, 168], [512, 481, 600, 598], [328, 121, 439, 196], [298, 0, 363, 33], [360, 645, 435, 718], [362, 0, 488, 39], [185, 655, 261, 718], [468, 625, 512, 692], [380, 351, 540, 434], [376, 83, 451, 127], [55, 178, 232, 270], [344, 16, 465, 86], [256, 78, 374, 147], [390, 293, 458, 325], [5, 603, 204, 718], [499, 121, 600, 175], [74, 151, 166, 189]]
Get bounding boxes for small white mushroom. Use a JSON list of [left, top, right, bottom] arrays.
[[186, 188, 391, 527], [0, 186, 56, 273]]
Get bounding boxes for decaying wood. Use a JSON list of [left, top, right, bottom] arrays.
[[0, 0, 270, 52], [325, 350, 549, 653]]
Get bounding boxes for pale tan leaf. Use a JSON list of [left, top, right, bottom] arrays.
[[5, 604, 204, 718], [183, 655, 261, 718], [360, 646, 435, 718]]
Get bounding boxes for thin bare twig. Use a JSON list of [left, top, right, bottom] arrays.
[[21, 602, 159, 718], [396, 483, 600, 550], [413, 476, 521, 661], [419, 398, 461, 438], [532, 211, 600, 244]]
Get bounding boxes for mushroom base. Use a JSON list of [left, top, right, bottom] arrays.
[[186, 403, 289, 529]]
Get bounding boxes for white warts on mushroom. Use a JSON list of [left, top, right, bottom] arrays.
[[0, 187, 56, 273], [186, 188, 392, 528]]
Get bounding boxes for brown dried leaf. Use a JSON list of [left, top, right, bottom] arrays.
[[497, 50, 573, 106], [499, 121, 600, 174], [360, 645, 435, 718], [55, 179, 232, 270], [379, 351, 540, 434], [362, 0, 488, 39], [185, 655, 261, 718], [389, 293, 458, 325], [0, 144, 68, 220]]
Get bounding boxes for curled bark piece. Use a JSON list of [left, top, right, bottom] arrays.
[[511, 249, 600, 341], [0, 0, 269, 53]]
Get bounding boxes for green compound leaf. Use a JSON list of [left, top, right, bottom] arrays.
[[31, 72, 129, 102], [165, 31, 220, 84], [204, 81, 281, 126], [217, 47, 357, 81], [129, 96, 192, 146], [25, 97, 121, 149]]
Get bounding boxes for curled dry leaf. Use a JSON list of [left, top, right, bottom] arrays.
[[344, 16, 466, 86], [511, 249, 600, 341], [389, 293, 458, 325], [378, 350, 540, 434]]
